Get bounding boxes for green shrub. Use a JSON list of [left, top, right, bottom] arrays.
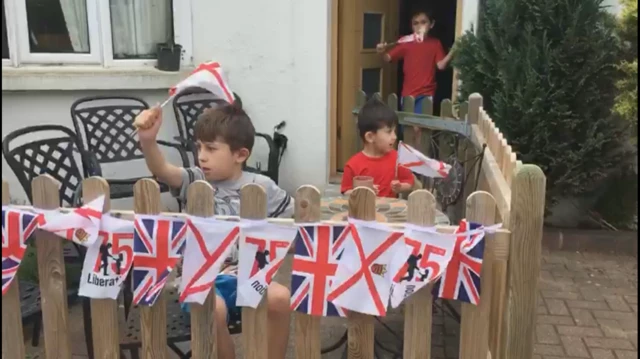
[[454, 0, 632, 210]]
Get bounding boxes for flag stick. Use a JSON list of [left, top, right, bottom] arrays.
[[130, 95, 174, 138]]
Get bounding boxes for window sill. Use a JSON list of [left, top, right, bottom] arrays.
[[2, 65, 194, 91]]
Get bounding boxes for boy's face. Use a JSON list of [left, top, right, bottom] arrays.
[[365, 125, 397, 154], [412, 13, 434, 37], [196, 139, 249, 181]]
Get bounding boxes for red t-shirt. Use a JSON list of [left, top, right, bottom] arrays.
[[388, 37, 446, 98], [340, 150, 415, 198]]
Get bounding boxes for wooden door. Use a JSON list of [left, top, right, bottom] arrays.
[[336, 0, 398, 170]]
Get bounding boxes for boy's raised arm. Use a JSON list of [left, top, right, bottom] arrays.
[[135, 108, 184, 189]]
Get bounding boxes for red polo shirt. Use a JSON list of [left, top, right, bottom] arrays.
[[340, 150, 415, 198], [388, 36, 446, 98]]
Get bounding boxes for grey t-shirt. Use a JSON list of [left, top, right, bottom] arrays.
[[173, 167, 295, 218]]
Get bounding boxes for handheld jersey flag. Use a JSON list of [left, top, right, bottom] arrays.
[[39, 196, 105, 246], [236, 223, 297, 308], [290, 224, 349, 317], [397, 32, 424, 44], [169, 61, 235, 104], [79, 215, 134, 299], [132, 215, 188, 306], [2, 207, 40, 295], [179, 218, 239, 304], [327, 223, 404, 316], [397, 141, 451, 178]]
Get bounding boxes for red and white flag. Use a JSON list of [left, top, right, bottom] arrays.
[[78, 215, 134, 299], [236, 223, 297, 308], [179, 218, 239, 304], [39, 196, 105, 246], [397, 32, 424, 44], [169, 61, 235, 103], [398, 141, 451, 178], [327, 222, 405, 316]]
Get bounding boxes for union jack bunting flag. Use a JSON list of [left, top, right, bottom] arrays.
[[290, 225, 349, 317], [432, 220, 485, 305], [2, 207, 40, 295], [132, 215, 187, 306]]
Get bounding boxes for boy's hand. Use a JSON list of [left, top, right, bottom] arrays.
[[437, 60, 448, 70], [134, 107, 162, 142], [391, 180, 411, 194], [376, 42, 387, 54], [373, 184, 380, 195]]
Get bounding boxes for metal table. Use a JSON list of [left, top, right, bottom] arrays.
[[320, 196, 450, 225]]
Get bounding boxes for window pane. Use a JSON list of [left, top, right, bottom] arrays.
[[362, 68, 381, 99], [110, 0, 173, 59], [26, 0, 90, 53], [2, 1, 9, 58], [362, 13, 383, 49]]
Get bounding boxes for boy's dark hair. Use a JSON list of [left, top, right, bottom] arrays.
[[194, 103, 255, 152], [411, 8, 435, 23], [357, 97, 398, 139]]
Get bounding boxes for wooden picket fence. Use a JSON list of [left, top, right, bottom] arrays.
[[2, 93, 545, 359]]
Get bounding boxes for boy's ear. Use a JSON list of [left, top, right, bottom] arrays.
[[429, 20, 435, 29], [235, 148, 251, 163], [364, 130, 376, 143]]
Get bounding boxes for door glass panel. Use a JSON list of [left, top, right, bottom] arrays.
[[362, 68, 381, 99], [362, 13, 383, 49]]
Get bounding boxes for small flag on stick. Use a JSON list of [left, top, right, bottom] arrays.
[[397, 141, 451, 178]]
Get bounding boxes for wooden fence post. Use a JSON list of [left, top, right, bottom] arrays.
[[402, 96, 416, 147], [2, 180, 26, 359], [347, 187, 376, 359], [403, 190, 436, 359], [293, 185, 322, 359], [462, 93, 483, 218], [488, 230, 511, 359], [240, 183, 268, 359], [32, 174, 73, 358], [84, 177, 120, 359], [459, 191, 497, 359], [504, 165, 545, 359], [133, 179, 168, 359], [186, 181, 218, 359]]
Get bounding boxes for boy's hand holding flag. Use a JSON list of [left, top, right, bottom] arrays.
[[397, 141, 451, 179]]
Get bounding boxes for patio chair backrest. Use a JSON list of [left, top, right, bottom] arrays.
[[2, 125, 87, 207], [172, 88, 228, 142], [70, 96, 149, 170]]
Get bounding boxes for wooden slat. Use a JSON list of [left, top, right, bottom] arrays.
[[347, 187, 376, 359], [84, 177, 121, 359], [33, 175, 72, 359], [420, 97, 434, 157], [293, 185, 323, 359], [1, 180, 26, 359], [134, 179, 168, 359], [488, 231, 511, 359], [457, 102, 468, 121], [387, 93, 399, 112], [462, 94, 483, 218], [241, 184, 269, 359], [402, 96, 416, 148], [504, 165, 546, 359], [439, 99, 455, 161], [186, 181, 218, 359], [459, 191, 497, 359], [403, 190, 436, 359]]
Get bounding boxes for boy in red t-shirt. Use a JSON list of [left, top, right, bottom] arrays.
[[340, 98, 414, 197], [377, 9, 453, 113]]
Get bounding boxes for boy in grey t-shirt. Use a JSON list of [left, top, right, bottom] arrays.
[[135, 103, 293, 359]]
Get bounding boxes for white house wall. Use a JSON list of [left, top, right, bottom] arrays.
[[2, 0, 331, 208]]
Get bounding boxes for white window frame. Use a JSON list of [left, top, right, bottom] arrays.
[[3, 0, 192, 68]]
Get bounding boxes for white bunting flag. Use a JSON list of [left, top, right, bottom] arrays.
[[39, 196, 105, 246], [327, 223, 404, 316], [169, 61, 235, 103], [79, 215, 134, 299], [397, 141, 451, 178], [236, 223, 297, 308], [389, 226, 457, 308], [179, 218, 239, 304]]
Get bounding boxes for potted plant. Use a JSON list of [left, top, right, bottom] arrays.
[[156, 40, 182, 72]]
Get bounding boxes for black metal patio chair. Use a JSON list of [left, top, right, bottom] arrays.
[[171, 89, 282, 183], [70, 96, 190, 210]]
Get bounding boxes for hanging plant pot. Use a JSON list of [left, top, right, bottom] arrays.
[[156, 43, 182, 72]]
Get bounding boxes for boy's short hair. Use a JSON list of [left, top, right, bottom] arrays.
[[194, 103, 255, 152], [357, 97, 398, 139], [412, 8, 435, 22]]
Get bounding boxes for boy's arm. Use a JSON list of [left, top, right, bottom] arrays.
[[135, 108, 184, 189], [263, 178, 295, 219], [340, 165, 355, 196], [377, 43, 405, 63], [396, 166, 416, 193], [437, 42, 456, 70]]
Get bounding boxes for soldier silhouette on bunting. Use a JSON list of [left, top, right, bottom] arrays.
[[99, 243, 124, 275], [255, 249, 270, 270], [400, 253, 422, 282]]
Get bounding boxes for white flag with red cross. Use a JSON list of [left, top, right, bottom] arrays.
[[169, 61, 235, 104], [39, 196, 105, 246], [327, 222, 405, 316], [179, 217, 239, 304], [397, 141, 451, 178], [236, 223, 297, 308], [388, 226, 457, 308], [78, 215, 134, 299], [397, 32, 424, 44]]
